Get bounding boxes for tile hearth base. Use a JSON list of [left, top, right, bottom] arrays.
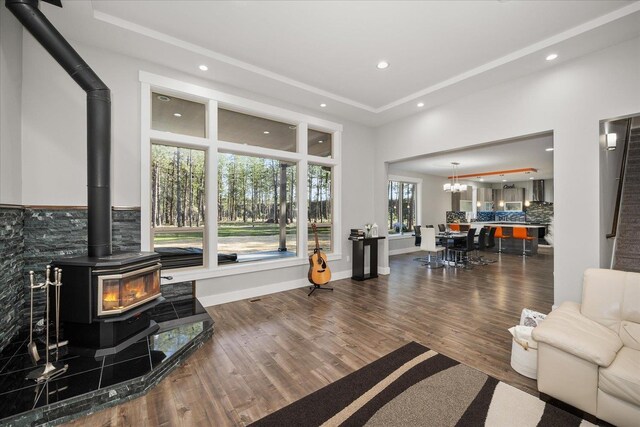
[[0, 296, 213, 426]]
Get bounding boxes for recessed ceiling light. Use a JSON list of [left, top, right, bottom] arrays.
[[263, 131, 270, 135], [198, 64, 209, 71], [546, 54, 558, 61], [318, 140, 324, 144], [288, 125, 297, 130], [157, 95, 170, 102], [377, 61, 389, 69], [546, 147, 554, 151], [530, 177, 535, 180], [417, 102, 424, 107], [479, 178, 484, 182], [502, 179, 507, 182], [173, 113, 182, 117], [320, 103, 327, 108]]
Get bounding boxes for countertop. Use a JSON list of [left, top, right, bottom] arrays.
[[447, 222, 548, 228]]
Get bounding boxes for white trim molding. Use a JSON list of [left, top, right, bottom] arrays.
[[389, 246, 421, 256], [197, 269, 352, 307]]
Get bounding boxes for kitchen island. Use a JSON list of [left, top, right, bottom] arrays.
[[447, 222, 547, 255]]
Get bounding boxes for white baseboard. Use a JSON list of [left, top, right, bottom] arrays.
[[197, 269, 352, 307], [378, 266, 391, 275], [389, 246, 420, 256]]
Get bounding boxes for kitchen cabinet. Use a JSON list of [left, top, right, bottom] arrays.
[[451, 187, 473, 211], [503, 188, 525, 202], [477, 188, 493, 201], [493, 187, 525, 211]]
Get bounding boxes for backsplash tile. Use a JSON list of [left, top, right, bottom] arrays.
[[525, 202, 554, 223], [446, 211, 467, 223], [494, 211, 526, 222], [476, 211, 495, 221]]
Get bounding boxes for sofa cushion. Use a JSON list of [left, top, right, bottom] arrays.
[[620, 278, 640, 350], [532, 301, 622, 367], [581, 269, 626, 332], [620, 321, 640, 351], [599, 347, 640, 407]]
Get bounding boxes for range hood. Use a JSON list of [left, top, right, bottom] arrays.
[[532, 180, 545, 202]]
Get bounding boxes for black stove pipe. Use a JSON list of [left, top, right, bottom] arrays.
[[6, 0, 112, 257]]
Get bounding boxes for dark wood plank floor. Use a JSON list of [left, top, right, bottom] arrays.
[[67, 249, 553, 426]]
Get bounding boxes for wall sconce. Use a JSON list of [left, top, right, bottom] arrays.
[[476, 201, 482, 208], [525, 200, 531, 207], [606, 133, 617, 151], [499, 200, 504, 207]]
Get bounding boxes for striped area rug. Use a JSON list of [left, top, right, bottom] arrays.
[[251, 342, 598, 427]]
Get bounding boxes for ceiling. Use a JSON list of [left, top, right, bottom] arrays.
[[39, 1, 640, 126], [390, 133, 554, 183]]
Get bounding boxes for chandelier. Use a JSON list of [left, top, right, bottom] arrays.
[[443, 162, 468, 192]]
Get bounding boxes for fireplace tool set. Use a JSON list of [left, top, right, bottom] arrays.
[[27, 265, 68, 383]]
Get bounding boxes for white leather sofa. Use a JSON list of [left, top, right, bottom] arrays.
[[532, 268, 640, 427]]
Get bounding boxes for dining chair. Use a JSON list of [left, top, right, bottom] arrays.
[[451, 228, 476, 268], [413, 225, 422, 247], [472, 227, 488, 264], [420, 226, 446, 268], [482, 227, 498, 263], [438, 224, 446, 232]]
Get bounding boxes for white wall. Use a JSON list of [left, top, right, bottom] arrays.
[[18, 33, 375, 303], [374, 36, 640, 305], [0, 7, 23, 205]]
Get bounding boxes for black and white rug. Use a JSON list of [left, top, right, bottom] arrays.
[[251, 342, 598, 426]]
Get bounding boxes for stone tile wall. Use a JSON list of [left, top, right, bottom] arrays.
[[0, 208, 25, 353], [525, 202, 554, 224], [446, 211, 467, 223]]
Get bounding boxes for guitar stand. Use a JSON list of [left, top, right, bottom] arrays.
[[308, 284, 333, 297]]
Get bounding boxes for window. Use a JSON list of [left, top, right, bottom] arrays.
[[142, 73, 342, 278], [151, 92, 206, 137], [308, 128, 332, 158], [217, 153, 298, 261], [308, 164, 332, 252], [151, 143, 206, 268], [218, 108, 296, 152], [388, 177, 420, 235]]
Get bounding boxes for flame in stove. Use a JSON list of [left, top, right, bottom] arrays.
[[103, 291, 119, 303], [101, 268, 161, 314]]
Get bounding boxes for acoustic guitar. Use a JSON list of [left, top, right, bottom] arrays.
[[308, 223, 331, 286]]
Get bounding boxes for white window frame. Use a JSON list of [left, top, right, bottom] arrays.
[[140, 72, 342, 283], [387, 175, 422, 238]]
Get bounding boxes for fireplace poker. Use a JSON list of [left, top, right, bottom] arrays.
[[53, 268, 65, 361], [27, 271, 42, 364]]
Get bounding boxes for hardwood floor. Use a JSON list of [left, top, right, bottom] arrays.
[[67, 249, 553, 426]]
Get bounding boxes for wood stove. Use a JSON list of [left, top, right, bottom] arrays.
[[52, 252, 164, 357]]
